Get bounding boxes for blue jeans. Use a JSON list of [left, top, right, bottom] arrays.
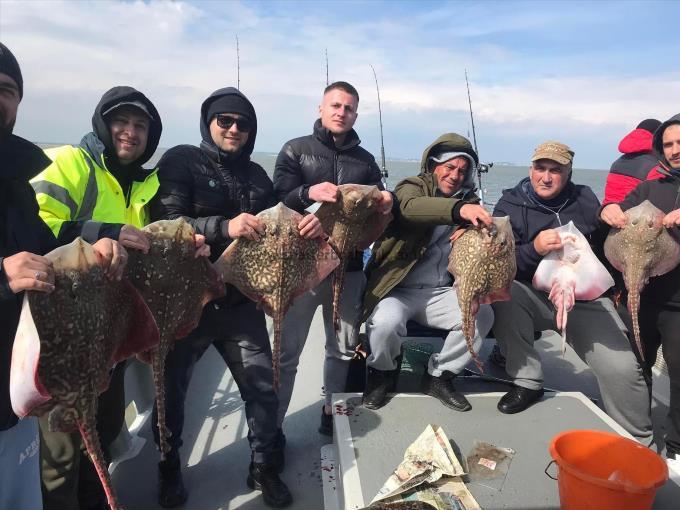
[[0, 418, 42, 510]]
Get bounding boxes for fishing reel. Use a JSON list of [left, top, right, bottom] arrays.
[[477, 162, 494, 173]]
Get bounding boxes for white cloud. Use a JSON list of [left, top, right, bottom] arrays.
[[2, 0, 676, 168]]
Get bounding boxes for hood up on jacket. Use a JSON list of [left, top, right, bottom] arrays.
[[418, 132, 479, 196], [89, 86, 163, 168], [653, 113, 680, 170], [199, 87, 257, 167], [618, 128, 655, 155]]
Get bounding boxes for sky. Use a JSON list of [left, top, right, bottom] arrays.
[[1, 0, 678, 169]]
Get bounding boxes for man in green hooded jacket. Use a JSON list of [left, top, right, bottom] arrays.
[[361, 133, 493, 410]]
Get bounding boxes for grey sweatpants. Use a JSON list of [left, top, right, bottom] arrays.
[[492, 280, 653, 444], [366, 286, 494, 376], [276, 271, 365, 427]]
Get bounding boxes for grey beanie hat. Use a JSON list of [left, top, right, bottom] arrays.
[[429, 151, 476, 169]]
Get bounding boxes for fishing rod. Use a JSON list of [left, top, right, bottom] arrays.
[[465, 69, 493, 205], [325, 48, 329, 86], [236, 34, 240, 90], [370, 64, 388, 189]]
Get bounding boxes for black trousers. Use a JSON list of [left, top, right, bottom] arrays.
[[640, 302, 680, 456], [151, 299, 279, 464]]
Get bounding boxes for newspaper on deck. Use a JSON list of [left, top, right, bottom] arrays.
[[365, 478, 481, 510], [371, 424, 467, 504]]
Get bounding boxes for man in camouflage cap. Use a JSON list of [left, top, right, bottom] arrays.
[[490, 141, 653, 446]]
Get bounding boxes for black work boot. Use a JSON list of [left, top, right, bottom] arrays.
[[423, 372, 471, 412], [247, 461, 293, 507], [362, 367, 396, 410], [158, 453, 188, 508], [318, 406, 333, 436]]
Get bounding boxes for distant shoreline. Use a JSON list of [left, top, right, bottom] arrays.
[[35, 143, 607, 172]]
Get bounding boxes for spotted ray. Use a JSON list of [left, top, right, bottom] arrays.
[[10, 238, 160, 510], [215, 203, 339, 389], [315, 184, 391, 330], [604, 200, 680, 360], [448, 216, 516, 371], [128, 219, 224, 457]]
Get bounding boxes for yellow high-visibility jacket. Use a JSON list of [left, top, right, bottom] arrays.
[[31, 142, 159, 243]]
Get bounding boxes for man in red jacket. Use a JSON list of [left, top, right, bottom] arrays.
[[603, 118, 661, 205]]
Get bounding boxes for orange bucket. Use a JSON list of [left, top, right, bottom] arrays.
[[548, 430, 668, 510]]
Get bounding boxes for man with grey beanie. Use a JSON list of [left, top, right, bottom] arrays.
[[361, 133, 493, 410]]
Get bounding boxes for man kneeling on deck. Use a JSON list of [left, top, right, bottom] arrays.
[[490, 141, 653, 445], [361, 133, 494, 411]]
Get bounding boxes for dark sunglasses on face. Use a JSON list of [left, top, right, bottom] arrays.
[[215, 115, 252, 133]]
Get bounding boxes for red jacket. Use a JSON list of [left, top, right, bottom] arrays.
[[603, 128, 660, 205]]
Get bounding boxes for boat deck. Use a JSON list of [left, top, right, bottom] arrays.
[[111, 308, 678, 509]]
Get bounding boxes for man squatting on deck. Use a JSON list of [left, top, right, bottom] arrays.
[[360, 133, 494, 411], [272, 81, 394, 436], [490, 141, 653, 444]]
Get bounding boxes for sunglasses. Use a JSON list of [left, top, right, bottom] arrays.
[[215, 115, 252, 133]]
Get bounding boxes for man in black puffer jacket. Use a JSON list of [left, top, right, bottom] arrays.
[[273, 81, 394, 437], [150, 88, 313, 508]]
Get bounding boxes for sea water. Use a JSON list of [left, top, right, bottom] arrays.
[[249, 153, 607, 206], [150, 150, 608, 207]]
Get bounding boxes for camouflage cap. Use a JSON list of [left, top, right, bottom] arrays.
[[531, 141, 574, 165]]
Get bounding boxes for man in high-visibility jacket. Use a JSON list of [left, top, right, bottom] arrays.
[[31, 86, 162, 510]]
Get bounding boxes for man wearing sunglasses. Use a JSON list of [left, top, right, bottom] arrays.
[[273, 81, 394, 439], [150, 87, 314, 508]]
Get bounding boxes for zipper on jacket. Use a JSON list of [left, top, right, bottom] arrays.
[[333, 153, 339, 184], [125, 183, 133, 208], [240, 192, 248, 213]]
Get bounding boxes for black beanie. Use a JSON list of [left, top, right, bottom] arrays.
[[205, 94, 254, 124], [0, 42, 23, 99], [637, 118, 662, 134]]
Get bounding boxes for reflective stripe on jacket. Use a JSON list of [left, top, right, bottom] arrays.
[[31, 145, 159, 240]]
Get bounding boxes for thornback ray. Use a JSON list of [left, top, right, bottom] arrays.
[[448, 216, 516, 371], [9, 238, 160, 510], [604, 200, 680, 360], [215, 203, 339, 390], [315, 184, 391, 330], [128, 219, 224, 458]]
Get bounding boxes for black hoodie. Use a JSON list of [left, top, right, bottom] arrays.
[[493, 177, 603, 282], [48, 86, 163, 243], [151, 87, 274, 262], [1, 135, 57, 430]]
